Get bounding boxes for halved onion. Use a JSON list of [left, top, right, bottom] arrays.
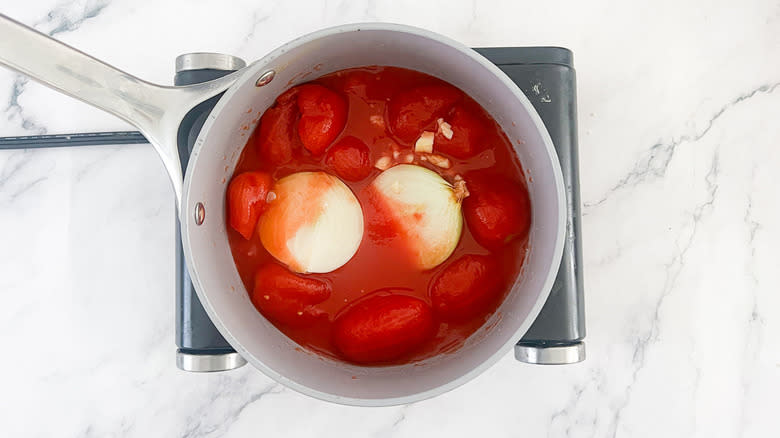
[[369, 164, 463, 270], [258, 172, 364, 273]]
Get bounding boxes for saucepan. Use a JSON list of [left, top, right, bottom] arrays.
[[0, 15, 565, 406]]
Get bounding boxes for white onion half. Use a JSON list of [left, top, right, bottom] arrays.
[[258, 172, 364, 273], [369, 164, 463, 270]]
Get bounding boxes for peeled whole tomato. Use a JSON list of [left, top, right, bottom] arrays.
[[462, 172, 531, 249], [226, 171, 273, 240], [252, 263, 331, 327], [325, 136, 372, 181], [258, 171, 364, 274], [387, 84, 462, 143], [368, 164, 463, 270], [430, 254, 502, 321], [255, 89, 301, 165], [434, 104, 487, 159], [296, 84, 348, 155], [332, 293, 435, 363]]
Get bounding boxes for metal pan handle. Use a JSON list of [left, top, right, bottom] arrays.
[[0, 14, 241, 206]]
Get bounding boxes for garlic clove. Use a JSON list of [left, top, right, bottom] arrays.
[[414, 131, 435, 153], [437, 118, 454, 140]]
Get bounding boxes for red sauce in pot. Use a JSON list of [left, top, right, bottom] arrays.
[[227, 66, 530, 364]]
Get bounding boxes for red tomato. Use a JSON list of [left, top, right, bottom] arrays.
[[276, 86, 301, 105], [255, 96, 301, 165], [430, 255, 502, 321], [227, 171, 273, 240], [387, 84, 462, 143], [251, 263, 331, 327], [462, 172, 531, 249], [434, 105, 487, 159], [296, 84, 348, 155], [324, 136, 372, 181], [332, 293, 435, 363]]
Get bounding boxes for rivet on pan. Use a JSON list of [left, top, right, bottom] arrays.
[[194, 202, 205, 226], [255, 70, 275, 87]]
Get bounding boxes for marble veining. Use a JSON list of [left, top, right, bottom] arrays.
[[0, 0, 779, 437], [584, 82, 780, 210]]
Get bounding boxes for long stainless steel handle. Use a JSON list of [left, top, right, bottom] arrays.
[[0, 14, 242, 205]]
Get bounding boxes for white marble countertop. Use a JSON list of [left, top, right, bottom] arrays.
[[1, 1, 779, 436]]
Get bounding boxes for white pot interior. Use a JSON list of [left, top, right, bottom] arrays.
[[181, 24, 565, 406]]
